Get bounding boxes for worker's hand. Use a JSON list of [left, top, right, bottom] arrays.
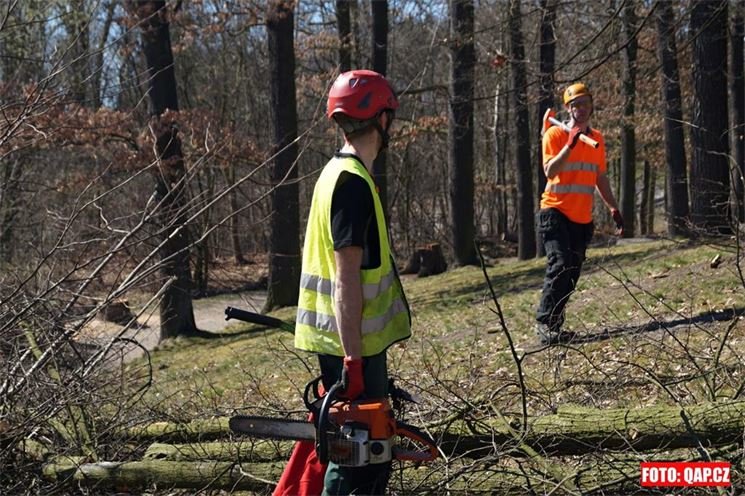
[[611, 208, 624, 236], [340, 356, 364, 400], [566, 126, 583, 149]]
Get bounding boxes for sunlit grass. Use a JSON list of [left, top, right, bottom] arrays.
[[129, 239, 745, 423]]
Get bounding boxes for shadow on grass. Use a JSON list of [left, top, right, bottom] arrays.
[[573, 306, 745, 344], [182, 326, 286, 340], [415, 240, 675, 310]]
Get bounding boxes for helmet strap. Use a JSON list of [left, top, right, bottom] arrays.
[[375, 110, 394, 150]]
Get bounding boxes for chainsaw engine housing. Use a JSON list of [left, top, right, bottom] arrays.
[[325, 399, 395, 466]]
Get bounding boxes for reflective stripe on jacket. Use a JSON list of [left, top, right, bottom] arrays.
[[295, 156, 411, 356], [540, 126, 606, 224]]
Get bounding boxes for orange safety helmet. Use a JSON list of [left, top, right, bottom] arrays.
[[327, 70, 399, 121], [563, 83, 592, 105]]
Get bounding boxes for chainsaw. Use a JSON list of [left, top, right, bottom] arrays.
[[229, 376, 439, 467]]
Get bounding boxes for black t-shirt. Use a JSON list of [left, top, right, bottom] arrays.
[[330, 153, 381, 270]]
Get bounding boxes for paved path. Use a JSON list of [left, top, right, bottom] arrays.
[[77, 291, 267, 363]]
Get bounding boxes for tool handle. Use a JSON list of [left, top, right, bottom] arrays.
[[547, 116, 599, 149], [394, 421, 440, 462], [224, 306, 294, 333]]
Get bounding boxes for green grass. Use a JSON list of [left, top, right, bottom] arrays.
[[128, 239, 745, 423]]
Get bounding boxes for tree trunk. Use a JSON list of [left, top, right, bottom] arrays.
[[690, 0, 731, 234], [336, 0, 352, 72], [647, 163, 656, 234], [65, 0, 90, 105], [494, 84, 508, 238], [133, 0, 197, 340], [226, 164, 247, 265], [448, 0, 477, 266], [639, 160, 656, 235], [619, 0, 638, 238], [656, 0, 690, 236], [509, 0, 535, 260], [91, 0, 116, 109], [0, 157, 23, 263], [640, 160, 649, 235], [263, 0, 301, 312], [535, 0, 556, 257], [730, 0, 745, 221], [371, 0, 389, 221]]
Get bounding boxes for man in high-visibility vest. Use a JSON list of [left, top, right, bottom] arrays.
[[290, 69, 411, 495], [536, 83, 624, 345]]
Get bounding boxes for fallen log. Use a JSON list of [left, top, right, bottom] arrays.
[[441, 400, 745, 456], [41, 454, 683, 493], [124, 417, 230, 443], [43, 459, 282, 492], [123, 400, 745, 458], [144, 440, 293, 462]]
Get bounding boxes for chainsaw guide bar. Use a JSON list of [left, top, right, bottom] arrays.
[[229, 415, 315, 442]]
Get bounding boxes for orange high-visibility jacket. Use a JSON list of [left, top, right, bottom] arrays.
[[540, 125, 606, 224]]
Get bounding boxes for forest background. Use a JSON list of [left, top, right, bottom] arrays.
[[2, 0, 745, 494]]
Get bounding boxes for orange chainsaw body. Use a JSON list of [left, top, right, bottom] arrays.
[[328, 399, 396, 439]]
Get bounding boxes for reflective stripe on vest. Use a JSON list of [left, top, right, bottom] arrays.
[[299, 271, 399, 302], [563, 161, 599, 173], [546, 184, 596, 195], [297, 297, 409, 335]]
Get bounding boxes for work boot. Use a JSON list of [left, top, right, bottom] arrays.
[[535, 322, 576, 345]]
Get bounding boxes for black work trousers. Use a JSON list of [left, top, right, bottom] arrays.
[[535, 208, 594, 331], [318, 352, 390, 496]]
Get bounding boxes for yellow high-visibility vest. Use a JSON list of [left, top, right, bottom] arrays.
[[295, 156, 411, 357]]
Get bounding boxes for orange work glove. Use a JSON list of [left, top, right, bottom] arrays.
[[340, 356, 364, 400], [611, 208, 624, 236], [566, 126, 583, 149]]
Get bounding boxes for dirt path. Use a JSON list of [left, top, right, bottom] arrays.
[[77, 291, 267, 362]]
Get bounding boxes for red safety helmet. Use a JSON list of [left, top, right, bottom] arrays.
[[327, 70, 399, 121]]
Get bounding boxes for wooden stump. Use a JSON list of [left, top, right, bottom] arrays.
[[99, 300, 134, 325], [401, 243, 447, 277]]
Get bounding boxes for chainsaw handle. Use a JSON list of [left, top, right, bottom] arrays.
[[317, 381, 343, 465], [303, 375, 324, 411], [394, 421, 440, 462]]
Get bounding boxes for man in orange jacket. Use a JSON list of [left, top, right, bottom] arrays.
[[536, 83, 623, 345]]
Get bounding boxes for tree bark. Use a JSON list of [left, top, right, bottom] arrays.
[[508, 0, 535, 259], [619, 0, 638, 238], [64, 0, 90, 105], [690, 0, 731, 234], [336, 0, 352, 72], [371, 0, 389, 221], [656, 0, 690, 236], [730, 0, 745, 221], [440, 400, 745, 456], [144, 441, 293, 462], [263, 0, 301, 312], [226, 164, 247, 264], [535, 0, 556, 257], [43, 459, 278, 492], [448, 0, 477, 266], [132, 0, 198, 340]]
